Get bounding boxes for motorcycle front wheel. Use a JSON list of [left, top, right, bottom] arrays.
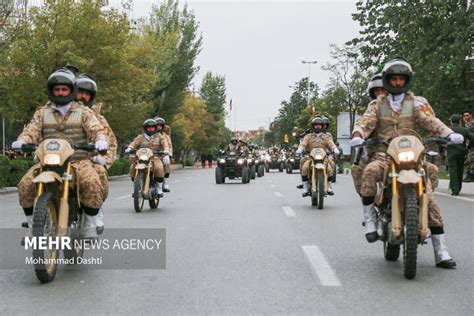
[[403, 186, 419, 279], [133, 175, 145, 213], [32, 192, 59, 283]]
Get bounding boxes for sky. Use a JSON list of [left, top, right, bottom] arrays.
[[110, 0, 361, 131]]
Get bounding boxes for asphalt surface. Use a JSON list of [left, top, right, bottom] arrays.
[[0, 167, 473, 315]]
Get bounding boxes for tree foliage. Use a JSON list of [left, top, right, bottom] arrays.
[[350, 0, 473, 119]]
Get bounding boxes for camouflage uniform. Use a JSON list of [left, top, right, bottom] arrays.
[[298, 132, 336, 177], [162, 125, 173, 174], [128, 133, 170, 178], [17, 101, 107, 210], [353, 92, 453, 227], [90, 103, 117, 200], [465, 121, 474, 179]]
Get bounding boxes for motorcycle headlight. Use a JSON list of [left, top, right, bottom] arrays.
[[266, 157, 271, 162], [237, 159, 244, 164], [248, 159, 253, 163], [290, 159, 295, 162], [139, 155, 148, 161], [219, 159, 225, 164], [44, 154, 60, 165], [255, 159, 259, 164], [398, 151, 415, 162], [315, 155, 323, 160]]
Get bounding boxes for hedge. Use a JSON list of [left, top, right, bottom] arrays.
[[0, 156, 131, 188]]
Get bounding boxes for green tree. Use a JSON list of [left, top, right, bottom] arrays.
[[350, 0, 473, 119], [199, 71, 227, 120], [149, 0, 203, 123]]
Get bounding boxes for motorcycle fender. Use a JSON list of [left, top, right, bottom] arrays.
[[397, 170, 419, 184], [135, 163, 147, 170], [33, 171, 62, 184], [315, 163, 324, 169]]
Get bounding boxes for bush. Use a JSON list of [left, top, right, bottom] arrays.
[[185, 158, 195, 167], [108, 158, 131, 176], [8, 159, 31, 186], [0, 155, 10, 188]]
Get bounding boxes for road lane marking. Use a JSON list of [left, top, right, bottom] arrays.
[[302, 245, 341, 287], [117, 195, 130, 200], [282, 206, 295, 218], [434, 191, 474, 202], [274, 192, 283, 198], [173, 180, 182, 183]]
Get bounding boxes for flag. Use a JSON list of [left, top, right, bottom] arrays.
[[229, 99, 233, 111]]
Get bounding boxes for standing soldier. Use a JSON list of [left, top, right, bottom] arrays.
[[125, 119, 170, 197], [12, 68, 109, 239], [296, 117, 339, 196], [463, 110, 474, 182], [447, 114, 474, 195], [350, 58, 464, 268], [75, 74, 117, 234]]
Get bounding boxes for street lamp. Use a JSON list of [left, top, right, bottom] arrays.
[[302, 60, 317, 115]]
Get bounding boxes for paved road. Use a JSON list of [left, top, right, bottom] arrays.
[[0, 168, 473, 314]]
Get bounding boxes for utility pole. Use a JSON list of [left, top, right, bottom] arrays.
[[302, 60, 317, 116]]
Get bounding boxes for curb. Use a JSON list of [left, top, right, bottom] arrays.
[[0, 164, 185, 195]]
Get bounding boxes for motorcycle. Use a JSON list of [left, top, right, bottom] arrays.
[[19, 139, 103, 283], [356, 136, 444, 279], [215, 150, 250, 184], [303, 147, 330, 209], [265, 154, 284, 173], [129, 148, 162, 212]]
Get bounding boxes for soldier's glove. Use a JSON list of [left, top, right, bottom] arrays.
[[333, 147, 340, 155], [124, 147, 132, 154], [350, 137, 364, 147], [12, 140, 26, 150], [162, 155, 171, 166], [95, 140, 109, 151], [296, 148, 303, 155], [447, 133, 464, 145], [92, 155, 107, 166]]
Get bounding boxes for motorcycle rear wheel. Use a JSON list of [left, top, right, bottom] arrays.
[[133, 176, 145, 213], [403, 186, 419, 279], [32, 192, 59, 283]]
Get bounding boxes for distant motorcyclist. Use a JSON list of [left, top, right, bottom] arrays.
[[296, 117, 339, 196], [125, 119, 170, 197], [153, 117, 173, 192]]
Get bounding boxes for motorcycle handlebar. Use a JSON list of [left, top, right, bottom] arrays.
[[20, 143, 38, 153], [424, 137, 448, 145]]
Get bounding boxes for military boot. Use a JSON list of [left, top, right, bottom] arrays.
[[302, 181, 311, 197], [363, 204, 379, 243], [431, 234, 457, 269], [95, 208, 104, 235], [163, 178, 170, 192], [157, 182, 164, 198], [79, 214, 98, 240], [327, 182, 334, 196]]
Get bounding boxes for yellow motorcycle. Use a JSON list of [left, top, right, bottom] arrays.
[[20, 139, 101, 283], [361, 136, 441, 279], [304, 147, 330, 209], [129, 148, 162, 212]]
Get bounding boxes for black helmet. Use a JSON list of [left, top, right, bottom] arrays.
[[367, 73, 384, 100], [76, 74, 97, 107], [47, 68, 77, 105], [311, 116, 324, 133], [143, 118, 158, 136], [382, 58, 413, 95], [230, 136, 238, 144]]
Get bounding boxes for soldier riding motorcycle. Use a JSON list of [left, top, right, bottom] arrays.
[[125, 119, 171, 212], [351, 58, 463, 275]]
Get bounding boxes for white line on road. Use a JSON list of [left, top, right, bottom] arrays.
[[173, 180, 182, 183], [302, 245, 341, 287], [274, 192, 283, 198], [434, 191, 474, 202], [282, 206, 295, 218], [116, 195, 130, 200]]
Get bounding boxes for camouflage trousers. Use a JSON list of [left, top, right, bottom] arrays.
[[93, 163, 109, 201], [18, 160, 105, 210], [360, 153, 443, 227], [301, 158, 334, 177], [129, 157, 164, 179], [465, 149, 474, 176], [351, 158, 370, 195]]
